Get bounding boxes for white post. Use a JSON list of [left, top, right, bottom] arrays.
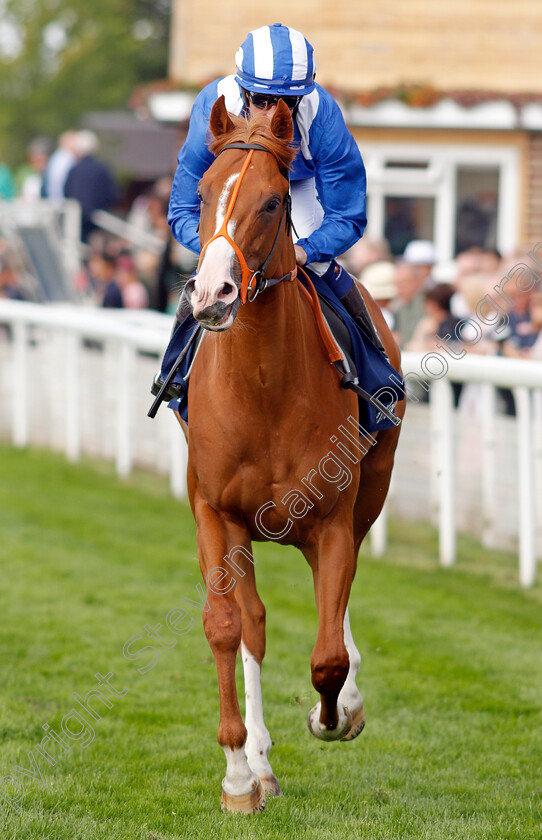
[[481, 383, 497, 548], [366, 184, 385, 241], [12, 320, 29, 448], [534, 389, 542, 561], [115, 340, 133, 477], [60, 199, 82, 281], [434, 161, 456, 262], [430, 378, 456, 567], [64, 331, 81, 462], [370, 503, 387, 557], [169, 413, 188, 499], [514, 387, 536, 587]]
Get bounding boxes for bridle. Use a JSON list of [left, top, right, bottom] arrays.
[[196, 142, 297, 304], [150, 142, 401, 427]]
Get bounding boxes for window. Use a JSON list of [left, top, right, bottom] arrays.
[[455, 166, 499, 254], [384, 196, 435, 256], [360, 143, 519, 261]]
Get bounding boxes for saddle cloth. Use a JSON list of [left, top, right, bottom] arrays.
[[159, 269, 404, 432]]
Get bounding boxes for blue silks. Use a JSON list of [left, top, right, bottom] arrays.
[[302, 268, 404, 431], [160, 271, 404, 432], [317, 261, 353, 298]]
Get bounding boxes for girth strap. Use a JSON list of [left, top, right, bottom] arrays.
[[296, 267, 344, 365]]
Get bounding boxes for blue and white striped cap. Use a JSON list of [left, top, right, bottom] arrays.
[[235, 23, 316, 96]]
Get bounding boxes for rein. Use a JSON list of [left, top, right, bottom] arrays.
[[149, 143, 399, 425], [198, 141, 343, 365], [197, 142, 296, 304]]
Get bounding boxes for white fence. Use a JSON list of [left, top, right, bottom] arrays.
[[0, 300, 187, 497], [374, 354, 542, 588], [0, 200, 83, 300], [0, 300, 540, 586]]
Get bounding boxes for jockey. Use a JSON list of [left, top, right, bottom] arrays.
[[167, 22, 383, 347]]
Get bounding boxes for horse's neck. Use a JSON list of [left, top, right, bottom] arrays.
[[214, 280, 314, 393]]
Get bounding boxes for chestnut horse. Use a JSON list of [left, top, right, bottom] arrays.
[[174, 96, 405, 814]]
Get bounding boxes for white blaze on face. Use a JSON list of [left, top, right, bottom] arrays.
[[192, 173, 241, 317], [215, 173, 240, 234]]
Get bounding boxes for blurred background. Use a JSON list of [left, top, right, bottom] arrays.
[[0, 0, 541, 584], [1, 0, 542, 305], [0, 8, 541, 834]]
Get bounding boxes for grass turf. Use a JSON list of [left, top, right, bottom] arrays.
[[0, 445, 540, 839]]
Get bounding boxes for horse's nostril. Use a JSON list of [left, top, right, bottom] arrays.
[[184, 279, 196, 298], [221, 283, 235, 297]]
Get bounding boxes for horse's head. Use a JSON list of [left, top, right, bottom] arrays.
[[183, 95, 296, 330]]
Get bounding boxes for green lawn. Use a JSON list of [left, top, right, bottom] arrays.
[[0, 445, 540, 840]]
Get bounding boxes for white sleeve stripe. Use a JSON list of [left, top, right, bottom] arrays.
[[296, 89, 320, 160], [252, 26, 274, 81], [216, 76, 244, 115], [289, 28, 308, 81]]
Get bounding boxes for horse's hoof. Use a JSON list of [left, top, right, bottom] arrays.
[[259, 773, 282, 796], [307, 701, 352, 741], [340, 704, 366, 741], [221, 778, 266, 814]]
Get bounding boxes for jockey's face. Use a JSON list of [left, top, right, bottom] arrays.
[[243, 90, 300, 121], [248, 102, 278, 121]]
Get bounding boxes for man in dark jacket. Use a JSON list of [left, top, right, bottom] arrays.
[[64, 131, 117, 242]]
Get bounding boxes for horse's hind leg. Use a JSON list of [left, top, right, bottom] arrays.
[[194, 495, 266, 815], [333, 426, 403, 742], [338, 607, 365, 740]]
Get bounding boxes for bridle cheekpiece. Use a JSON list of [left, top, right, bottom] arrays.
[[196, 143, 296, 304]]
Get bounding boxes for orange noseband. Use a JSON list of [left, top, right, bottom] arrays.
[[196, 146, 295, 304]]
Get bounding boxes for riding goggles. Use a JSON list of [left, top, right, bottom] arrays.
[[245, 91, 302, 111]]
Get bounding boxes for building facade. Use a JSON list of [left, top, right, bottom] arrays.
[[165, 1, 542, 258]]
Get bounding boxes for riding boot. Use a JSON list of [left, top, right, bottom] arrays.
[[340, 282, 387, 358], [150, 298, 186, 398]]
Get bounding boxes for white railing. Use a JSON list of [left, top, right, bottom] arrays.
[[0, 300, 541, 586], [0, 299, 187, 498], [372, 352, 542, 588], [0, 199, 83, 290], [91, 209, 166, 255]]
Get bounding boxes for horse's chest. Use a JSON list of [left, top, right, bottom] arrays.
[[191, 429, 351, 538]]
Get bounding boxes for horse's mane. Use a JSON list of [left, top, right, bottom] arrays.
[[208, 111, 298, 173]]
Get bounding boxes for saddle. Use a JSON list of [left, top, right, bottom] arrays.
[[148, 275, 403, 430], [297, 278, 401, 429], [318, 295, 360, 384]]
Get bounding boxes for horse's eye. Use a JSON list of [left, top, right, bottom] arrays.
[[197, 189, 204, 204], [265, 198, 280, 213]]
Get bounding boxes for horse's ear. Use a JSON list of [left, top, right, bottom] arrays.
[[270, 100, 294, 144], [210, 95, 235, 139]]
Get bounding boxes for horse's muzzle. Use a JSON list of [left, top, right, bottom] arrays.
[[195, 299, 240, 331]]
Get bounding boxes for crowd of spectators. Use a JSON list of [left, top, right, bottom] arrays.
[[342, 238, 542, 365], [340, 237, 542, 415], [0, 131, 195, 311], [1, 133, 542, 379]]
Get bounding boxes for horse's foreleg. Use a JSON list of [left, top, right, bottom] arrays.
[[230, 548, 281, 797], [194, 496, 266, 814], [302, 521, 356, 741], [240, 642, 281, 796]]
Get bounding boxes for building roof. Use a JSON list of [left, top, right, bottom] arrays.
[[137, 82, 542, 132], [82, 111, 184, 180]]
